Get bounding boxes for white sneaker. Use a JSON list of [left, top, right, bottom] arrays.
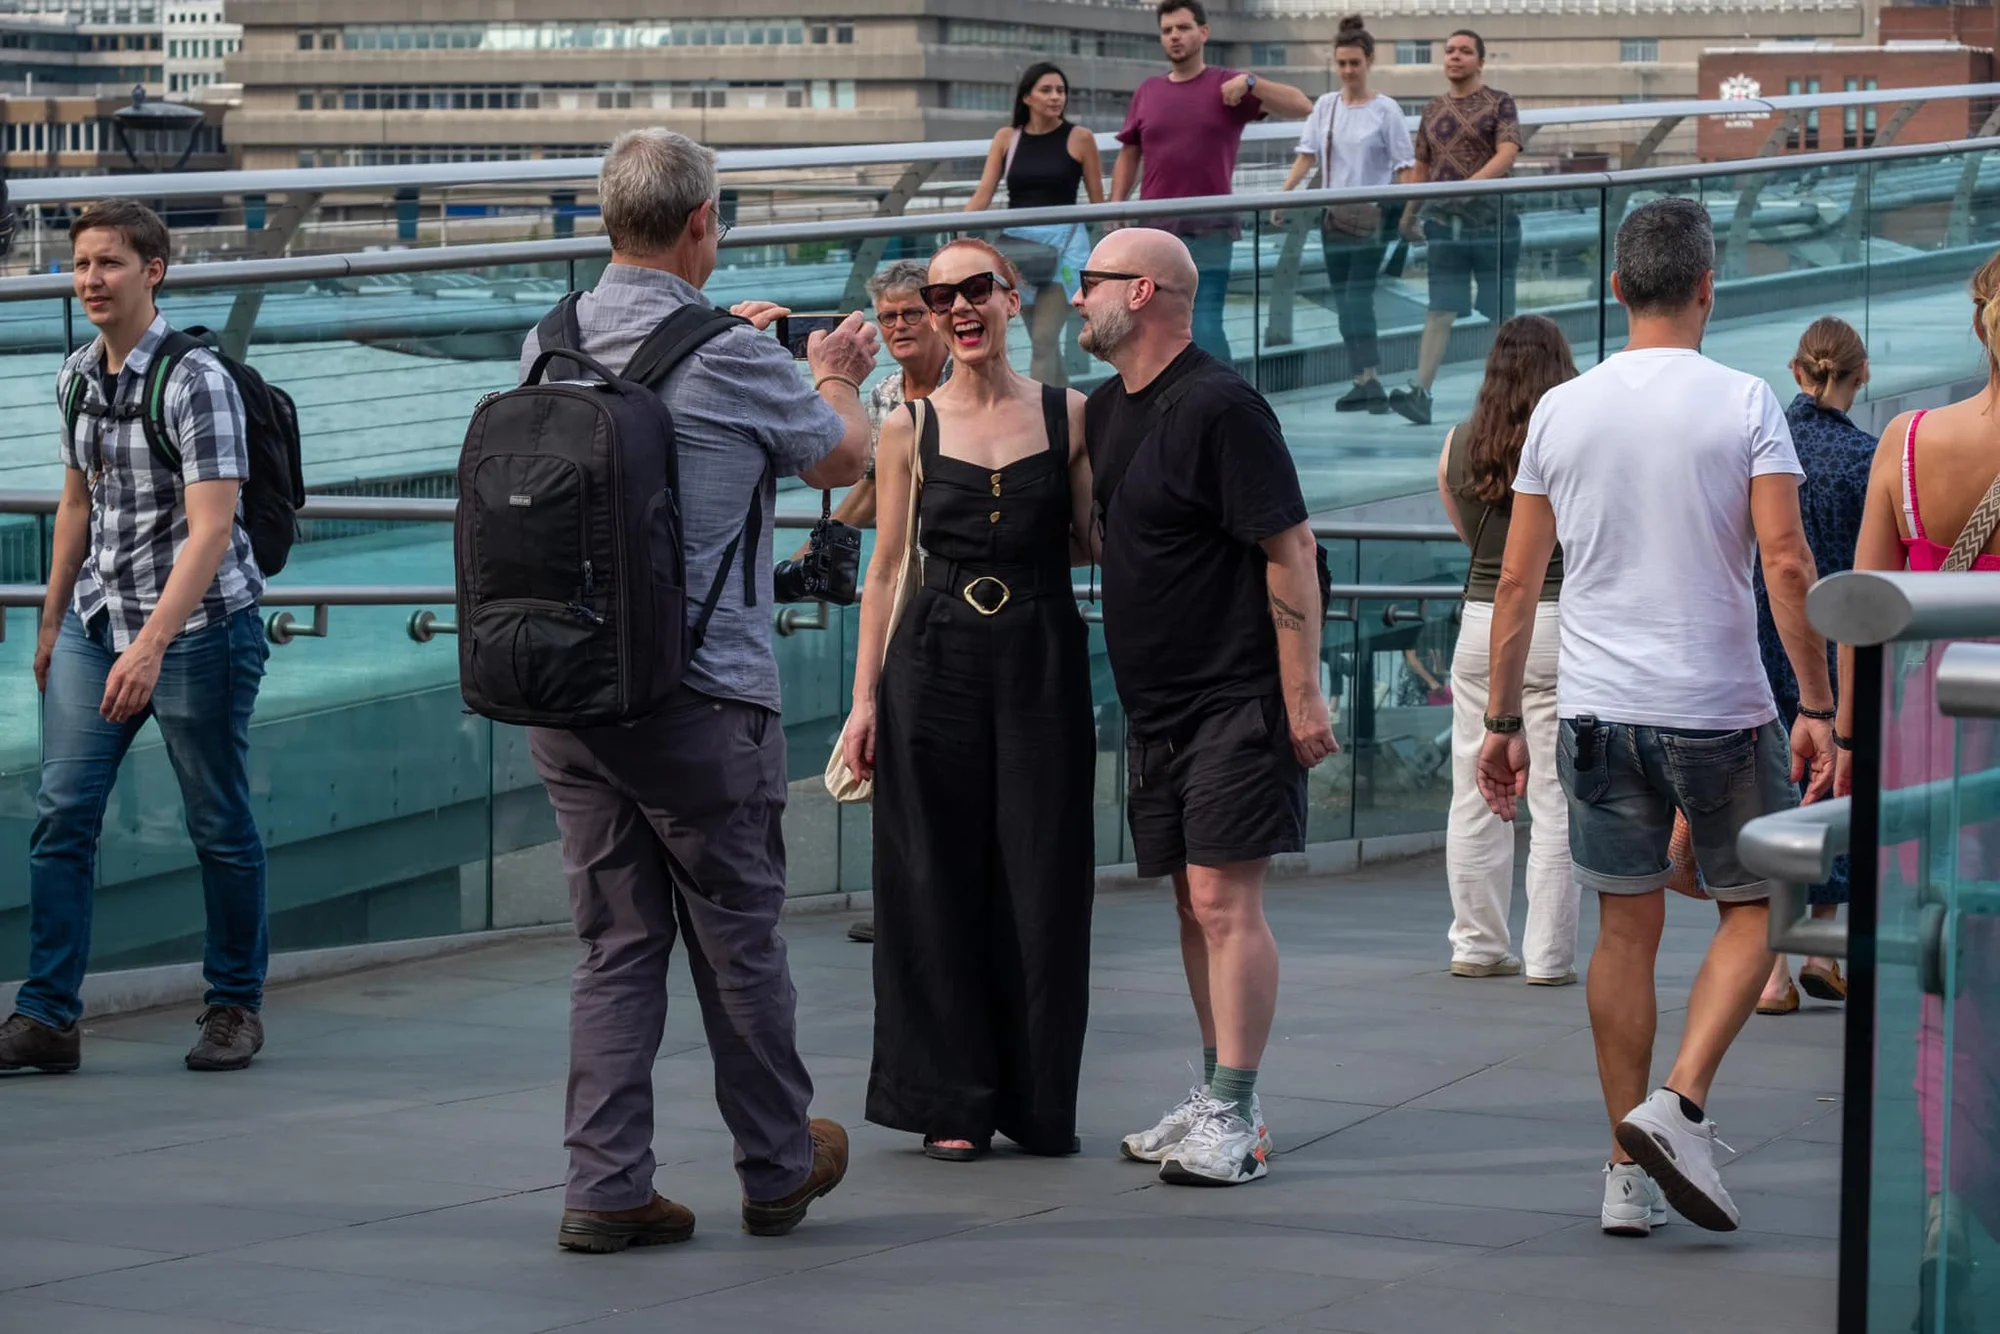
[[1601, 1161, 1669, 1236], [1121, 1084, 1216, 1163], [1157, 1097, 1271, 1187], [1614, 1088, 1741, 1232]]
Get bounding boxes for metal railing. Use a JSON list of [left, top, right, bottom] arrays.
[[10, 83, 1989, 209], [1738, 570, 2000, 959]]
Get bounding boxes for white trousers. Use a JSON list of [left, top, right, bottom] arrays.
[[1446, 600, 1580, 977]]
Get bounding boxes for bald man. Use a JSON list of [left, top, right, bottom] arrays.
[[1075, 229, 1337, 1187]]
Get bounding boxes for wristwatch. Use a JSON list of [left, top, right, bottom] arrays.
[[1245, 74, 1259, 93], [1483, 714, 1523, 734]]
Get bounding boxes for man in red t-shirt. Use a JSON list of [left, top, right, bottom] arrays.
[[1111, 0, 1311, 362]]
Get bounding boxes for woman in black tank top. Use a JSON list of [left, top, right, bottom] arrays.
[[966, 62, 1106, 388], [844, 239, 1097, 1161]]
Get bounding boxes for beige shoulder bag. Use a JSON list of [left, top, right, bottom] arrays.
[[824, 397, 927, 802], [1942, 469, 2000, 572]]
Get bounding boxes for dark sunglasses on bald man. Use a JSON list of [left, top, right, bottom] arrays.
[[918, 271, 1014, 314], [1078, 269, 1144, 296]]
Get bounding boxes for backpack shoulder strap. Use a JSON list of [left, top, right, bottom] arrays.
[[59, 366, 87, 436], [137, 329, 206, 476], [531, 293, 589, 380], [1944, 469, 2000, 572], [622, 305, 748, 389]]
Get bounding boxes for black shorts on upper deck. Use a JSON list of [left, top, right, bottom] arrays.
[[1125, 694, 1308, 878]]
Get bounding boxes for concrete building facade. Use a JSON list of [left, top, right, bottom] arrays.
[[224, 0, 1878, 172]]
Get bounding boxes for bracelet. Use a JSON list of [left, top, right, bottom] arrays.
[[1798, 704, 1837, 721], [814, 374, 861, 396], [1833, 732, 1853, 751], [1483, 713, 1523, 734]]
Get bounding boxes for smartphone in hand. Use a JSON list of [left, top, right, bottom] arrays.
[[774, 314, 844, 359]]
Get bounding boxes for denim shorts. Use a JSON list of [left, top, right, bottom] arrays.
[[1554, 718, 1797, 902]]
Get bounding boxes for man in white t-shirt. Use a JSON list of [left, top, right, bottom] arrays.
[[1474, 197, 1836, 1239]]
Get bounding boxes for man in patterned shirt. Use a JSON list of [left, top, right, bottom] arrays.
[[2, 200, 270, 1076], [1390, 29, 1523, 425]]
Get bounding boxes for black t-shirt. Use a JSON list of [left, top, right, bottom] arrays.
[[1086, 346, 1309, 742]]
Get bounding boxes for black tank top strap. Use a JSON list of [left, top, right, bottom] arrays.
[[1040, 383, 1069, 459]]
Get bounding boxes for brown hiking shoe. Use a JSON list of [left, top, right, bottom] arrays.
[[0, 1012, 79, 1073], [742, 1118, 849, 1237], [557, 1193, 696, 1253], [185, 1005, 264, 1072]]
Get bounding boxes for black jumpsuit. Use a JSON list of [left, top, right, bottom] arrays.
[[865, 385, 1096, 1151]]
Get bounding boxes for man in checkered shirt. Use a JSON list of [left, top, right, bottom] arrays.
[[1, 200, 271, 1077]]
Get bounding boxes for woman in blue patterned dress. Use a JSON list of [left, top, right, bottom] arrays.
[[1753, 316, 1872, 1015]]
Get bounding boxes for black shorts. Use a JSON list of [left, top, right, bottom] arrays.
[[1423, 217, 1519, 321], [1126, 695, 1308, 878]]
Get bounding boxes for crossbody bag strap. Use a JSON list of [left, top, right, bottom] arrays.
[[1943, 469, 2000, 572]]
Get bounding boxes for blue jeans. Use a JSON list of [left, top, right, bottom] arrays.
[[1555, 717, 1796, 903], [1185, 230, 1236, 364], [19, 607, 269, 1028]]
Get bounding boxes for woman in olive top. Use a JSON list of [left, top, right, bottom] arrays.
[[966, 61, 1106, 386], [1436, 314, 1580, 984]]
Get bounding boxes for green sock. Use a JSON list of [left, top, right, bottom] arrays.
[[1211, 1063, 1257, 1113], [1202, 1046, 1217, 1086]]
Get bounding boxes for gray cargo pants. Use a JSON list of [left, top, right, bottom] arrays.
[[529, 687, 815, 1209]]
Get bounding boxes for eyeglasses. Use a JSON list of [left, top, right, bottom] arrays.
[[709, 200, 734, 244], [876, 309, 929, 328], [1077, 269, 1144, 296], [918, 271, 1013, 314]]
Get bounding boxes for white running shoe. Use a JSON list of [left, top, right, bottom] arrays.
[[1121, 1084, 1217, 1163], [1614, 1088, 1741, 1232], [1601, 1161, 1669, 1236], [1157, 1097, 1271, 1187]]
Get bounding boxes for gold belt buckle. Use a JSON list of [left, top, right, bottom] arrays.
[[962, 576, 1011, 616]]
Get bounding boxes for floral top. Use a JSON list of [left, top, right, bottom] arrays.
[[1755, 393, 1875, 719], [863, 357, 952, 480]]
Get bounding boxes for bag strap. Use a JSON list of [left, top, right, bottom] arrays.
[[622, 305, 746, 389], [1944, 469, 2000, 572], [137, 329, 206, 477], [1002, 127, 1021, 189], [532, 293, 590, 381]]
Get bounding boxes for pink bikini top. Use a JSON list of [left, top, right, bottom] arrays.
[[1900, 409, 2000, 572]]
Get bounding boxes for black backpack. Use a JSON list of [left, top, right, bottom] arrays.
[[454, 297, 757, 729], [61, 325, 306, 577]]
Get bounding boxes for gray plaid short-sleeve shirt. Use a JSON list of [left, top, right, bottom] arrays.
[[57, 313, 261, 651]]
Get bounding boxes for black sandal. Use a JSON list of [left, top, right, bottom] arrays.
[[923, 1135, 990, 1162]]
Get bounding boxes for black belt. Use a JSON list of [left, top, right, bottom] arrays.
[[923, 559, 1068, 616]]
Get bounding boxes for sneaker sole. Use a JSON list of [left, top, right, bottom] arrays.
[[1158, 1158, 1269, 1187], [0, 1059, 79, 1074], [185, 1051, 259, 1072], [1599, 1214, 1660, 1238], [556, 1219, 695, 1253], [1798, 971, 1846, 1002], [1450, 961, 1522, 978], [1613, 1123, 1738, 1232], [741, 1173, 845, 1237], [1119, 1140, 1176, 1164]]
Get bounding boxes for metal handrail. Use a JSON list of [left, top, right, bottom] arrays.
[[10, 83, 1994, 207], [1807, 569, 2000, 646], [6, 133, 1996, 302], [0, 489, 1456, 542]]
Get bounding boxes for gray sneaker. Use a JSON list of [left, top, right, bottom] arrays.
[[186, 1005, 264, 1072]]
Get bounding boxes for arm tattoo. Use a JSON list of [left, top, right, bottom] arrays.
[[1269, 589, 1307, 632]]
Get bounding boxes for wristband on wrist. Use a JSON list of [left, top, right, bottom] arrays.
[[1483, 713, 1523, 734], [1833, 732, 1853, 751], [1798, 704, 1837, 721], [814, 374, 861, 395]]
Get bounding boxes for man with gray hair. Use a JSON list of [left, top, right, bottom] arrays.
[[1475, 196, 1836, 1237], [520, 127, 876, 1253]]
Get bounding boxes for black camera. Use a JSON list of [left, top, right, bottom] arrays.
[[773, 496, 861, 605]]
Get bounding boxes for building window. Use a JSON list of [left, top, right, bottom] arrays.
[[836, 23, 854, 43], [1396, 40, 1429, 65], [1619, 38, 1657, 63], [297, 91, 314, 110], [947, 81, 1012, 112], [297, 31, 313, 49], [1249, 42, 1286, 66], [1785, 76, 1822, 150]]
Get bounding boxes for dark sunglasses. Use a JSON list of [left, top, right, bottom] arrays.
[[1078, 269, 1143, 296], [918, 271, 1014, 314]]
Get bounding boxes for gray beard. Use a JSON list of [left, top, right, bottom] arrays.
[[1079, 304, 1133, 362]]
